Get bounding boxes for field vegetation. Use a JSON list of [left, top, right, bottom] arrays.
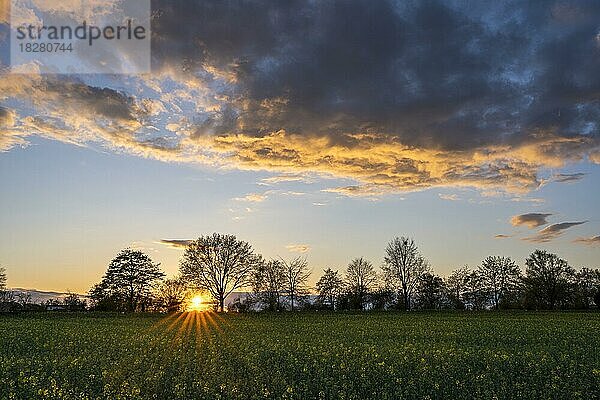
[[1, 312, 599, 399]]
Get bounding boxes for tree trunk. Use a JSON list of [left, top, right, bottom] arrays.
[[218, 294, 224, 312]]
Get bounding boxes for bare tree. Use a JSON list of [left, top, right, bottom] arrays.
[[252, 259, 286, 311], [477, 256, 522, 309], [315, 268, 344, 310], [15, 292, 32, 308], [179, 234, 261, 312], [282, 257, 311, 311], [382, 237, 429, 310], [154, 277, 188, 312], [345, 258, 377, 310], [63, 292, 86, 311]]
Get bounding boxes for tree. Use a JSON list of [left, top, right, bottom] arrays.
[[252, 259, 286, 311], [445, 266, 470, 309], [415, 272, 448, 310], [369, 282, 395, 310], [382, 237, 429, 310], [477, 256, 522, 309], [523, 250, 575, 310], [90, 248, 164, 312], [63, 292, 86, 311], [179, 233, 260, 312], [154, 277, 188, 312], [282, 257, 311, 311], [345, 258, 377, 310], [15, 292, 32, 309], [0, 266, 6, 291], [463, 271, 488, 310], [0, 266, 15, 312], [315, 268, 344, 310], [573, 268, 600, 309]]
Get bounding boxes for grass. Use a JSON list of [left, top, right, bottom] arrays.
[[0, 311, 599, 399]]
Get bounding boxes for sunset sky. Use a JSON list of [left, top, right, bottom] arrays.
[[1, 0, 600, 293]]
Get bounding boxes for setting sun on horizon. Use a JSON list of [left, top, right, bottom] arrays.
[[186, 294, 213, 312]]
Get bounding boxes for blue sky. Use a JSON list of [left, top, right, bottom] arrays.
[[1, 1, 600, 292]]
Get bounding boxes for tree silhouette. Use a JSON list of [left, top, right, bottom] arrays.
[[477, 256, 521, 309], [416, 272, 447, 310], [0, 266, 6, 291], [252, 259, 286, 311], [445, 266, 470, 309], [0, 267, 15, 312], [63, 292, 86, 311], [316, 268, 344, 310], [154, 277, 188, 312], [282, 257, 311, 311], [524, 250, 574, 310], [573, 268, 600, 309], [463, 271, 488, 310], [345, 258, 377, 310], [383, 237, 429, 310], [90, 249, 164, 312], [179, 234, 260, 312]]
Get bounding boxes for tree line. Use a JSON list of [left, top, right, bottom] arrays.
[[1, 266, 88, 312], [84, 233, 600, 313]]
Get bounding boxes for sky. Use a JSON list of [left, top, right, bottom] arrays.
[[1, 0, 600, 293]]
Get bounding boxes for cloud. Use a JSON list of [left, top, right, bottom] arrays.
[[286, 244, 311, 253], [322, 184, 398, 199], [260, 174, 314, 185], [3, 2, 600, 195], [573, 236, 600, 246], [439, 193, 460, 201], [494, 234, 512, 239], [233, 193, 268, 203], [0, 106, 26, 151], [510, 213, 553, 229], [553, 173, 586, 183], [545, 172, 586, 184], [523, 221, 587, 243], [158, 239, 193, 249]]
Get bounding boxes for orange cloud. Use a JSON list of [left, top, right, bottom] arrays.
[[523, 221, 587, 243], [573, 236, 600, 246], [510, 213, 553, 229]]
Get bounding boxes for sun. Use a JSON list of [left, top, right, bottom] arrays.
[[186, 294, 211, 312]]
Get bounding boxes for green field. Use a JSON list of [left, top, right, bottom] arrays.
[[1, 312, 599, 399]]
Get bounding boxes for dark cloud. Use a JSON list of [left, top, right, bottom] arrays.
[[574, 235, 600, 246], [151, 0, 600, 152], [510, 213, 553, 228], [0, 106, 11, 124], [552, 172, 586, 183], [158, 239, 193, 249], [523, 221, 587, 243], [40, 79, 139, 122]]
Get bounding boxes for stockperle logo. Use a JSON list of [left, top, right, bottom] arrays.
[[10, 0, 150, 74]]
